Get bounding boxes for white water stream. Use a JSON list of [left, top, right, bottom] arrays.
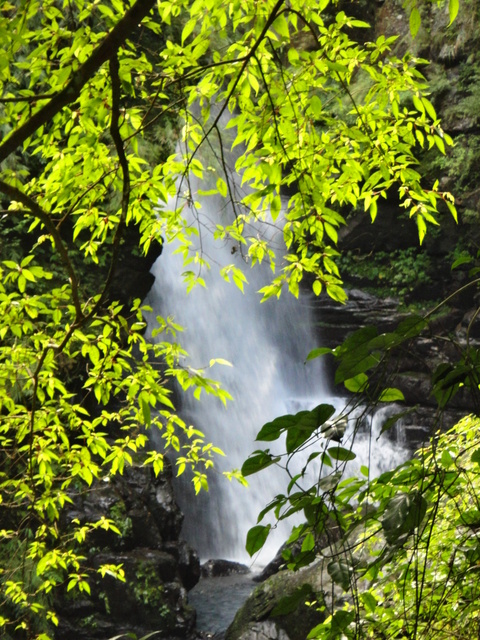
[[145, 141, 407, 565]]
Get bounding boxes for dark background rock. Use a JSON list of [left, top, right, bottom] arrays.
[[56, 463, 200, 640]]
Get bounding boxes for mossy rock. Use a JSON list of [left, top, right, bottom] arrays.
[[225, 563, 326, 640]]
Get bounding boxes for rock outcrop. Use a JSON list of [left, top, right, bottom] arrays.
[[51, 226, 201, 639], [225, 562, 329, 640], [55, 454, 200, 640]]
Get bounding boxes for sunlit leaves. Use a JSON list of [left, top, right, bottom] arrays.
[[242, 451, 281, 477], [449, 0, 460, 25], [0, 0, 464, 635], [409, 7, 422, 38]]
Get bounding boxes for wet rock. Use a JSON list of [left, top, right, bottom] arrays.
[[201, 559, 251, 578], [56, 463, 200, 640], [226, 563, 327, 640], [232, 620, 290, 640]]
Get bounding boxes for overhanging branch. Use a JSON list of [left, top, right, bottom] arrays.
[[0, 0, 156, 165]]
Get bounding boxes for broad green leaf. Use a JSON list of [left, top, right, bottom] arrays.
[[344, 373, 369, 393], [335, 352, 380, 385], [241, 451, 281, 477], [285, 405, 335, 454], [378, 387, 405, 402], [327, 446, 356, 462], [360, 591, 377, 613], [451, 254, 472, 269], [246, 524, 271, 556], [256, 404, 334, 445], [396, 315, 428, 339], [306, 347, 333, 361], [381, 491, 428, 545], [327, 559, 351, 591]]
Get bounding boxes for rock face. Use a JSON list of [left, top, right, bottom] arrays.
[[52, 226, 201, 639], [314, 286, 479, 450], [201, 559, 251, 578], [225, 563, 328, 640], [56, 462, 200, 640], [309, 0, 480, 449]]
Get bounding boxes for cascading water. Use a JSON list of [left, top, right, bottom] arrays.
[[145, 186, 330, 564], [145, 130, 408, 565], [146, 214, 408, 565]]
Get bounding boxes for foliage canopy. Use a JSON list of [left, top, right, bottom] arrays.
[[0, 0, 461, 637]]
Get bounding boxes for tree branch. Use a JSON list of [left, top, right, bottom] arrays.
[[0, 179, 84, 321], [94, 53, 131, 311], [181, 0, 285, 177], [0, 0, 156, 165]]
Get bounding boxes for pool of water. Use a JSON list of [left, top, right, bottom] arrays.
[[188, 573, 257, 636]]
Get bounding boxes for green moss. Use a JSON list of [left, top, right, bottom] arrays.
[[134, 562, 166, 610], [108, 500, 133, 540], [338, 247, 432, 301]]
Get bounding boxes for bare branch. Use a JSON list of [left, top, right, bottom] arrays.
[[83, 52, 131, 319]]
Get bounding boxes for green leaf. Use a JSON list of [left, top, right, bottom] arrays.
[[396, 314, 428, 339], [360, 591, 377, 613], [344, 373, 369, 393], [256, 404, 335, 446], [381, 491, 428, 545], [140, 397, 151, 426], [306, 347, 333, 361], [457, 509, 480, 528], [327, 559, 351, 590], [379, 407, 417, 436], [216, 177, 228, 197], [318, 471, 342, 491], [409, 7, 421, 38], [378, 387, 405, 402], [327, 446, 356, 462], [181, 18, 196, 44], [449, 0, 459, 25], [451, 254, 472, 270], [285, 405, 335, 454], [246, 524, 271, 556], [241, 451, 280, 477]]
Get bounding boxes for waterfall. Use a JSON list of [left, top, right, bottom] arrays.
[[145, 184, 329, 564], [145, 207, 409, 565], [145, 129, 408, 565]]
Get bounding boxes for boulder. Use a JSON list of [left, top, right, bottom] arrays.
[[55, 463, 200, 640], [201, 559, 251, 578], [225, 563, 328, 640]]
